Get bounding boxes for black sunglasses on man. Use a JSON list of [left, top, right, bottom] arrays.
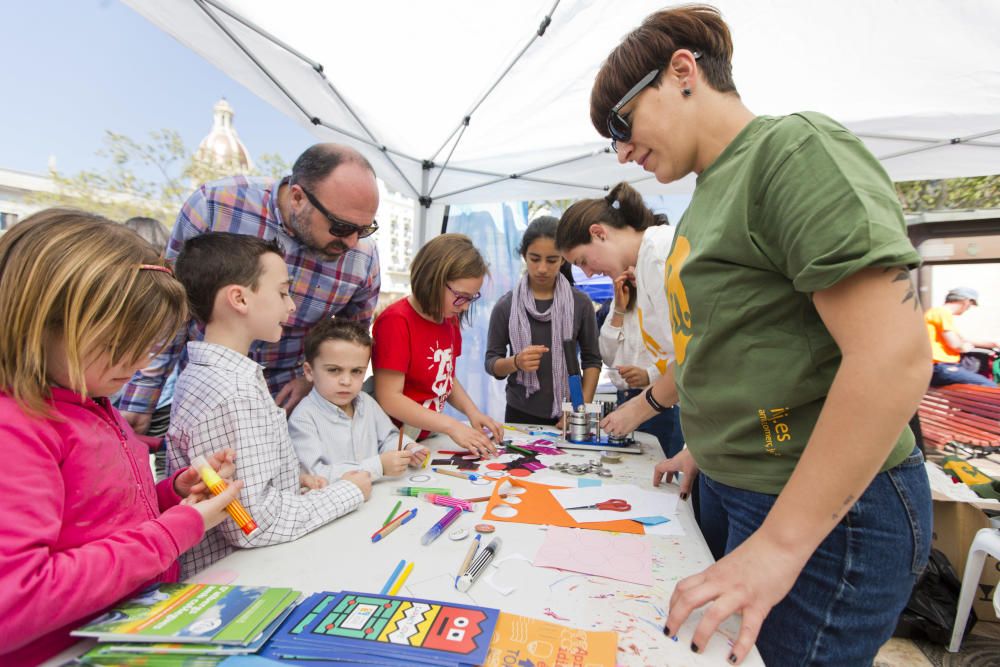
[[297, 183, 379, 238]]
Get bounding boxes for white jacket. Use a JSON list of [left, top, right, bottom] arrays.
[[599, 225, 676, 390]]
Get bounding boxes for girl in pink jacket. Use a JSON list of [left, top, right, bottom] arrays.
[[0, 209, 243, 666]]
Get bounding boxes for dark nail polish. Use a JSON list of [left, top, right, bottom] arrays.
[[729, 654, 738, 664], [690, 642, 699, 653], [662, 625, 671, 636], [680, 492, 688, 500]]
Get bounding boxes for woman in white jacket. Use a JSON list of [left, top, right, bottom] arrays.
[[558, 181, 682, 458]]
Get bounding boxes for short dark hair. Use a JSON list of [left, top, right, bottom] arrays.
[[290, 143, 375, 191], [174, 232, 285, 324], [304, 318, 372, 363], [590, 4, 738, 137]]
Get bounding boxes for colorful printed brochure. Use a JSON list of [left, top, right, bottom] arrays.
[[484, 612, 619, 667], [262, 590, 499, 666], [72, 583, 299, 646]]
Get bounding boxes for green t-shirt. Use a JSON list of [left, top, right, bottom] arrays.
[[667, 112, 921, 495]]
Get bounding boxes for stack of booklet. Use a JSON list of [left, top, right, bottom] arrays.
[[260, 590, 499, 666], [70, 583, 300, 666], [258, 590, 618, 667]]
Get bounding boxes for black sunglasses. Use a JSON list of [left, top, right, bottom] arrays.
[[607, 51, 700, 152], [297, 184, 378, 239]]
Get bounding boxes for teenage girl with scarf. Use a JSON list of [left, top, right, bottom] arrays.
[[485, 216, 601, 427]]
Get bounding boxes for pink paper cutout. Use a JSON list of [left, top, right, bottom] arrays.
[[532, 526, 653, 586]]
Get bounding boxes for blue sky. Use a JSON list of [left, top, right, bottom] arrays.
[[0, 0, 316, 177]]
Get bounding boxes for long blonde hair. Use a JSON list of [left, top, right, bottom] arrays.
[[0, 209, 188, 414]]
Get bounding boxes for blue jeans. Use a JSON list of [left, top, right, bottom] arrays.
[[698, 448, 931, 666], [618, 389, 681, 458], [931, 362, 997, 387]]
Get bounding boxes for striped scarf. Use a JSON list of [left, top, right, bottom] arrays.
[[508, 273, 573, 418]]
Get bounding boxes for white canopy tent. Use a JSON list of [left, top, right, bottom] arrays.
[[124, 0, 1000, 240]]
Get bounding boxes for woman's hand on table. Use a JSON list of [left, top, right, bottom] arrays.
[[652, 448, 698, 500], [299, 472, 328, 490], [600, 393, 652, 436], [447, 421, 497, 458], [666, 531, 809, 664]]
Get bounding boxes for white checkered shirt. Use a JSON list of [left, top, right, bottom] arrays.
[[167, 342, 364, 577]]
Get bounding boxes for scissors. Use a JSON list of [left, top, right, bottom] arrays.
[[566, 498, 631, 511]]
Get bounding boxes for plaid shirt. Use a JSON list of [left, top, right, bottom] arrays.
[[167, 342, 365, 577], [118, 175, 381, 414]]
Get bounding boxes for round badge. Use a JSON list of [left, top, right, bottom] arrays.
[[475, 523, 496, 533], [483, 470, 506, 479], [470, 477, 493, 485], [448, 527, 469, 541], [508, 468, 532, 477], [408, 473, 432, 483], [485, 462, 508, 471]]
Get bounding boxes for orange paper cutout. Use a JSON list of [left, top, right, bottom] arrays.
[[482, 477, 644, 534]]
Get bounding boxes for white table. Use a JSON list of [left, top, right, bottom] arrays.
[[48, 430, 762, 666]]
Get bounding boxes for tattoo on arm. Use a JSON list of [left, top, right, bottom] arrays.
[[832, 494, 855, 521], [885, 267, 918, 310]]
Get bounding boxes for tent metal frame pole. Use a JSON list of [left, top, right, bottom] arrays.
[[857, 131, 1000, 149], [187, 0, 624, 205], [427, 0, 562, 163], [195, 0, 422, 200], [875, 128, 1000, 161]]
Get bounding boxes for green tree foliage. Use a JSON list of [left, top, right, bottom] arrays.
[[27, 129, 291, 224], [896, 175, 1000, 213]]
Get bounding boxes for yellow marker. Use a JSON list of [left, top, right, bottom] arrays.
[[387, 561, 413, 595], [190, 455, 258, 536]]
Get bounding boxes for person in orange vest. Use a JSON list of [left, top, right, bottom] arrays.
[[925, 287, 999, 387]]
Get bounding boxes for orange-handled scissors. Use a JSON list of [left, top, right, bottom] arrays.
[[566, 498, 631, 511]]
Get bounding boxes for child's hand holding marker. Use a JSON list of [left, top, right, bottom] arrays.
[[173, 447, 237, 501]]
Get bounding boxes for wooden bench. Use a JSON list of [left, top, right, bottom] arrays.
[[919, 385, 1000, 458]]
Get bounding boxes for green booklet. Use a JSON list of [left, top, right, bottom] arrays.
[[72, 583, 299, 646]]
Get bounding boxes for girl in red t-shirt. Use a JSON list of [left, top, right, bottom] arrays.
[[372, 233, 502, 457]]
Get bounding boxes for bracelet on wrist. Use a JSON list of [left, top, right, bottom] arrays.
[[644, 387, 669, 413], [512, 352, 522, 372], [613, 309, 626, 317]]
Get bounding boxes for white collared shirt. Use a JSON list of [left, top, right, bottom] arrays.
[[288, 387, 416, 482], [167, 341, 364, 577], [599, 225, 676, 389]]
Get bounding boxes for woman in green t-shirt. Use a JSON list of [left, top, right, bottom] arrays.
[[590, 5, 933, 666]]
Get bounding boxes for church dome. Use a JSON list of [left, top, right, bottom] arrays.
[[195, 98, 252, 174]]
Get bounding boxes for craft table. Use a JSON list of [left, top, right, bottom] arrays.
[[46, 429, 763, 666]]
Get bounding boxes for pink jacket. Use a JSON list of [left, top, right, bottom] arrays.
[[0, 388, 204, 666]]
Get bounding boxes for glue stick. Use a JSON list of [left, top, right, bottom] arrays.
[[190, 455, 258, 536]]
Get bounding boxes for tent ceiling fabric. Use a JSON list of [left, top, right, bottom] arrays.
[[125, 0, 1000, 205]]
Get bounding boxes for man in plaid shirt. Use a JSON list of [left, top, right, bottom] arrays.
[[120, 144, 381, 433]]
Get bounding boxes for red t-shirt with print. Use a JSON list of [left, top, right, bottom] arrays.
[[372, 298, 462, 440]]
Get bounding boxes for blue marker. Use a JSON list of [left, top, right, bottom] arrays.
[[420, 506, 462, 546]]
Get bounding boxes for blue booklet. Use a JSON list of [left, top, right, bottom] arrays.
[[262, 591, 498, 666]]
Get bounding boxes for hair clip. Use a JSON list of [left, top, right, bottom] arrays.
[[611, 200, 621, 210], [138, 264, 173, 276]]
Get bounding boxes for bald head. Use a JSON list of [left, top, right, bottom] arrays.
[[291, 143, 375, 191]]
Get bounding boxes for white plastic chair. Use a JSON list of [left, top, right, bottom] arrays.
[[948, 528, 1000, 652]]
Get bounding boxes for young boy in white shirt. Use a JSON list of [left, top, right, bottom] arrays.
[[290, 319, 428, 481], [167, 232, 372, 577]]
